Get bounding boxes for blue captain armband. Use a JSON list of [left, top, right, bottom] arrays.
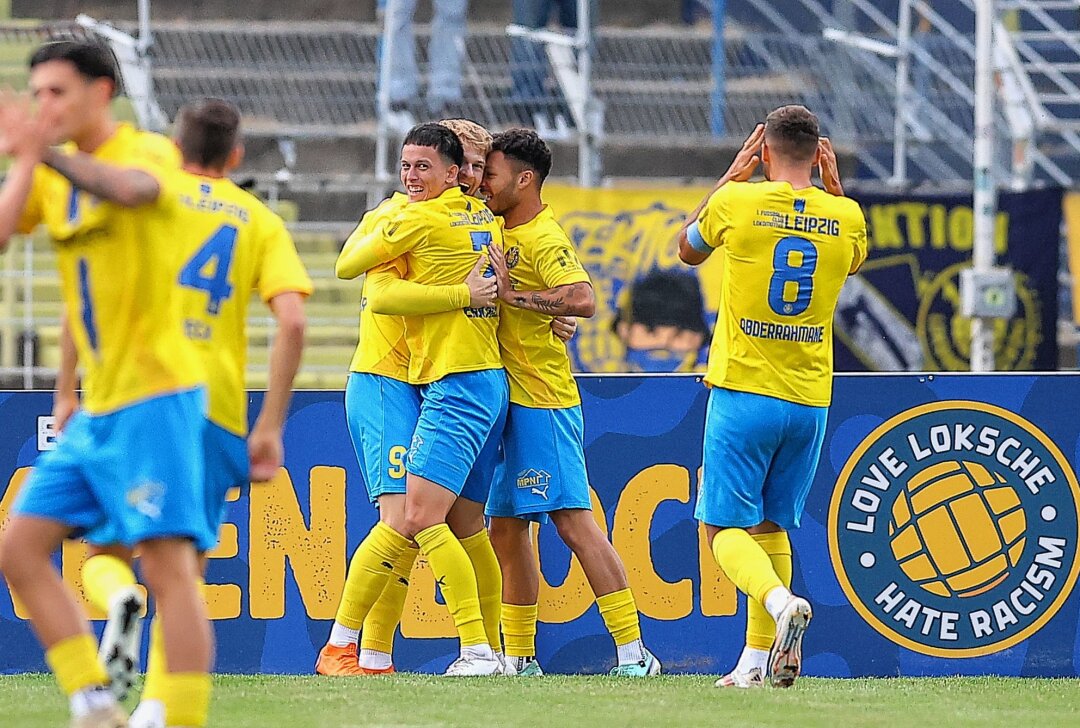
[[686, 220, 715, 256]]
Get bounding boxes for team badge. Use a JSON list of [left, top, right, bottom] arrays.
[[828, 400, 1080, 657], [506, 246, 520, 270]]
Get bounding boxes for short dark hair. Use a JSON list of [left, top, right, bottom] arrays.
[[764, 105, 820, 162], [29, 40, 119, 95], [614, 269, 709, 335], [403, 122, 464, 167], [175, 98, 242, 169], [491, 128, 552, 186]]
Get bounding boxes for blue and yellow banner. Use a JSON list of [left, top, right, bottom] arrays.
[[543, 185, 1063, 373], [1, 375, 1078, 676]]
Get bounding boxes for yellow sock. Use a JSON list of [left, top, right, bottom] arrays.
[[361, 546, 419, 654], [711, 528, 785, 606], [81, 555, 137, 612], [414, 524, 487, 647], [459, 529, 503, 650], [45, 633, 108, 696], [161, 672, 211, 727], [501, 603, 538, 658], [145, 579, 207, 704], [596, 588, 641, 646], [142, 617, 165, 702], [335, 522, 410, 630], [745, 532, 793, 651]]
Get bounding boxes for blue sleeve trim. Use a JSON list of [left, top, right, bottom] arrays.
[[687, 220, 714, 255]]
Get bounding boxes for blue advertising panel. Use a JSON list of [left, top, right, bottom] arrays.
[[1, 374, 1078, 676]]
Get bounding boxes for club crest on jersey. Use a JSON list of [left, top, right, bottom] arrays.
[[505, 246, 520, 270], [828, 400, 1080, 657]]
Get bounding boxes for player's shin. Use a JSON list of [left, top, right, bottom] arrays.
[[82, 554, 137, 612], [459, 529, 504, 651], [359, 546, 419, 671], [501, 603, 539, 668], [337, 522, 411, 631], [745, 531, 793, 652], [414, 524, 489, 651], [84, 552, 144, 700], [710, 527, 790, 614]]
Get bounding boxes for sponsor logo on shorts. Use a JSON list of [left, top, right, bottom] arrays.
[[407, 434, 424, 465], [828, 400, 1080, 657], [517, 468, 551, 500], [127, 481, 166, 520]]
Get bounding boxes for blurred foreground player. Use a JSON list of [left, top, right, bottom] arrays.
[[66, 99, 312, 728], [0, 41, 213, 727]]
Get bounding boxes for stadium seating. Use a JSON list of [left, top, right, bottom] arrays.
[[0, 226, 360, 389]]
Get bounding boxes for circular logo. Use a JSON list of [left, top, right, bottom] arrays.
[[505, 246, 520, 270], [828, 401, 1080, 657], [916, 263, 1041, 371]]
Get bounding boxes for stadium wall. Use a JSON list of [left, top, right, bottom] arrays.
[[1, 374, 1079, 677]]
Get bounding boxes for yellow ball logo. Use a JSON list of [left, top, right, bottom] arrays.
[[889, 461, 1026, 599]]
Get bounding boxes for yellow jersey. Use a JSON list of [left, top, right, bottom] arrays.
[[336, 186, 504, 384], [174, 173, 313, 436], [695, 181, 867, 407], [498, 205, 590, 408], [347, 193, 411, 380], [17, 124, 206, 414]]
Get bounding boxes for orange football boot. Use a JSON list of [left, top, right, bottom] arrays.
[[316, 643, 396, 675]]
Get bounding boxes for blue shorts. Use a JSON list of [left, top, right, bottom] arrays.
[[486, 404, 591, 519], [345, 373, 420, 503], [85, 418, 247, 552], [15, 388, 216, 551], [694, 387, 827, 530], [203, 422, 249, 538], [408, 369, 509, 499]]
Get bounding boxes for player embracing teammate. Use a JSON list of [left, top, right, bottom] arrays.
[[325, 122, 660, 676]]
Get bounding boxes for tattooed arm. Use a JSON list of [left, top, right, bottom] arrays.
[[506, 282, 596, 317], [488, 243, 596, 317], [42, 148, 160, 207]]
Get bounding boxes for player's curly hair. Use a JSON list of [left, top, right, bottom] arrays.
[[491, 128, 552, 187], [439, 118, 493, 157], [404, 122, 465, 167], [764, 105, 820, 162]]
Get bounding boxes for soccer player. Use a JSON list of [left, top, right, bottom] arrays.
[[321, 118, 576, 675], [52, 98, 312, 728], [0, 41, 213, 727], [332, 123, 507, 675], [676, 106, 866, 688], [482, 129, 661, 677], [317, 121, 499, 677]]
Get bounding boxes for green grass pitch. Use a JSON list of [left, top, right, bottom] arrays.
[[2, 674, 1079, 727]]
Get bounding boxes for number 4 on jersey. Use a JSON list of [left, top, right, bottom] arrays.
[[180, 224, 238, 315]]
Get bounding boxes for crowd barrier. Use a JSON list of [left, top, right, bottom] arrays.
[[1, 374, 1078, 676]]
